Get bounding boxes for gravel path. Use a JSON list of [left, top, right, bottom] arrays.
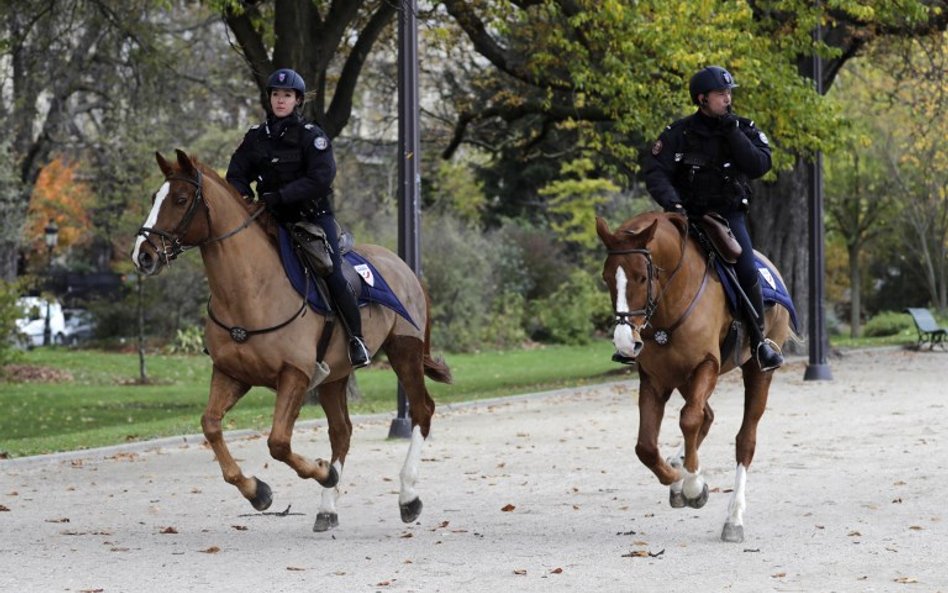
[[1, 348, 945, 593]]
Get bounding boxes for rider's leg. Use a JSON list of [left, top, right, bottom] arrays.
[[723, 211, 783, 371], [313, 212, 370, 368]]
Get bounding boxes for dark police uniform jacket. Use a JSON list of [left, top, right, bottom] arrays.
[[226, 113, 336, 222], [644, 110, 771, 215]]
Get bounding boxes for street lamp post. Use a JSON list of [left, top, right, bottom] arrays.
[[42, 219, 59, 346]]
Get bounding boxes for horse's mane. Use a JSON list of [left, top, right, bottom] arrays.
[[188, 157, 280, 242]]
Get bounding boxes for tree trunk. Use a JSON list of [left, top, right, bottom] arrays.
[[748, 157, 810, 353], [848, 242, 861, 338]]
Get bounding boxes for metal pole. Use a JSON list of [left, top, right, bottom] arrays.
[[43, 244, 53, 346], [804, 15, 832, 381], [389, 0, 421, 438]]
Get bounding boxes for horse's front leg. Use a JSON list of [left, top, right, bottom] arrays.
[[201, 367, 268, 509], [722, 363, 774, 543], [268, 365, 337, 487], [673, 359, 719, 510], [311, 378, 352, 532], [634, 372, 679, 486]]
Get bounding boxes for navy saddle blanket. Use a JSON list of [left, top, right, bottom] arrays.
[[715, 257, 799, 332], [278, 227, 418, 329]]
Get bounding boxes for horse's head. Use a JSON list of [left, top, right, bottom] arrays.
[[596, 214, 677, 360], [132, 149, 211, 275]]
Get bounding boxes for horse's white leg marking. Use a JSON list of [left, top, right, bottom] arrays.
[[131, 182, 169, 264], [318, 460, 343, 515], [613, 267, 636, 355], [399, 425, 425, 505], [682, 466, 706, 499], [725, 464, 748, 528]]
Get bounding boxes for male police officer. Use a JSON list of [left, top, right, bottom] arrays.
[[643, 65, 783, 371], [227, 68, 371, 368]]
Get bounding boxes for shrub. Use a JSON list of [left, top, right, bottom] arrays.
[[862, 310, 912, 337], [0, 279, 27, 371], [530, 269, 612, 345]]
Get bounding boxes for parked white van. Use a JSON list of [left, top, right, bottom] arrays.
[[15, 296, 66, 347]]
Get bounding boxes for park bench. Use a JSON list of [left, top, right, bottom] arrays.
[[904, 307, 947, 351]]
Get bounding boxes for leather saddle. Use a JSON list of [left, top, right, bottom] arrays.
[[694, 212, 742, 264], [289, 221, 363, 301]]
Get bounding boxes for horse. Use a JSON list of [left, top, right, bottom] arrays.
[[596, 212, 793, 543], [131, 149, 451, 532]]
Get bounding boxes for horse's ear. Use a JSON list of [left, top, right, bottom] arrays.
[[156, 152, 173, 177], [175, 148, 196, 176], [640, 219, 659, 244], [596, 216, 616, 247]]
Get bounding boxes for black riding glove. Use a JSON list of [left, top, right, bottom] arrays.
[[719, 111, 739, 131], [260, 191, 282, 207]]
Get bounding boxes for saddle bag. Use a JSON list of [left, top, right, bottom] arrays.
[[290, 222, 334, 276], [697, 212, 742, 264]]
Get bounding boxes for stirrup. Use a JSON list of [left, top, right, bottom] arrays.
[[349, 337, 370, 369], [755, 338, 784, 372]]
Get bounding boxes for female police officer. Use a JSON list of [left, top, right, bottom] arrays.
[[643, 65, 783, 371], [226, 68, 370, 368]]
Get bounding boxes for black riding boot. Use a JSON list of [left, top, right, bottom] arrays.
[[746, 281, 783, 372], [330, 279, 370, 369]]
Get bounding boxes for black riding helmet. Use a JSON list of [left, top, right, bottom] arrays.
[[266, 68, 306, 100], [689, 66, 738, 105]]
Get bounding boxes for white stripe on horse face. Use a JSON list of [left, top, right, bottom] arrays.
[[613, 267, 636, 355], [131, 181, 170, 266]]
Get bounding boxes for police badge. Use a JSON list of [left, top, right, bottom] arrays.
[[314, 136, 328, 151]]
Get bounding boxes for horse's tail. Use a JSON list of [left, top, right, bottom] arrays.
[[421, 285, 452, 384]]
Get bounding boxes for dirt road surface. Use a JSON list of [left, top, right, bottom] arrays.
[[2, 348, 945, 593]]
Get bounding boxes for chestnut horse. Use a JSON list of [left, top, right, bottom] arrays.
[[132, 149, 451, 532], [596, 212, 792, 543]]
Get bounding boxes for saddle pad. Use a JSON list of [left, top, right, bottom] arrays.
[[278, 226, 419, 329], [715, 257, 799, 332]]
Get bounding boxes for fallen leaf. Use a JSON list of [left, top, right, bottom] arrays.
[[110, 547, 129, 552], [513, 569, 527, 575], [231, 525, 248, 531], [160, 526, 178, 534], [286, 566, 305, 571], [772, 572, 787, 578], [622, 550, 649, 558], [0, 505, 11, 512], [400, 532, 413, 538], [894, 577, 918, 584], [909, 526, 924, 531], [376, 580, 391, 586], [199, 546, 221, 554], [79, 589, 103, 593], [550, 567, 563, 574], [45, 517, 70, 523], [436, 520, 450, 529], [848, 531, 861, 537], [501, 504, 516, 512]]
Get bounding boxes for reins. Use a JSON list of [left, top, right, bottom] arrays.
[[136, 170, 266, 263], [139, 165, 304, 342]]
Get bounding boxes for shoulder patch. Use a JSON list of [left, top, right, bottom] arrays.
[[758, 131, 769, 145], [304, 123, 315, 130], [314, 136, 329, 151]]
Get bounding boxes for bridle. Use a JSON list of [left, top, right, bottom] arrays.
[[607, 229, 710, 344], [136, 170, 265, 265]]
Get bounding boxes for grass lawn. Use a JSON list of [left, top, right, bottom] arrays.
[[0, 341, 634, 458]]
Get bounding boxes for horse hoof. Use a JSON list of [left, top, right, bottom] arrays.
[[317, 463, 339, 489], [685, 483, 710, 509], [721, 522, 745, 543], [313, 512, 339, 532], [400, 497, 423, 523], [250, 478, 273, 511], [669, 489, 687, 508]]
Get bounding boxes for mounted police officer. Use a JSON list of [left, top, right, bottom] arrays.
[[226, 68, 370, 369], [644, 65, 783, 371]]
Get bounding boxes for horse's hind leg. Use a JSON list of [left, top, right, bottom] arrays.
[[201, 367, 269, 509], [312, 378, 352, 532], [722, 363, 773, 543], [384, 335, 436, 524]]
